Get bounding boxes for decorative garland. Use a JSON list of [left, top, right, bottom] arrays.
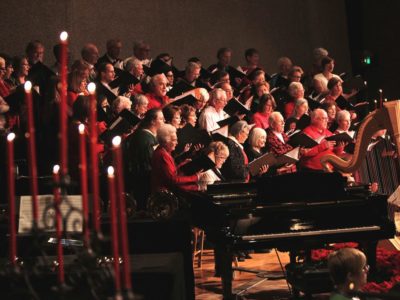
[[311, 243, 400, 293]]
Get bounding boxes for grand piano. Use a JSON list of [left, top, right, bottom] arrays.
[[183, 172, 395, 299], [185, 99, 400, 299]]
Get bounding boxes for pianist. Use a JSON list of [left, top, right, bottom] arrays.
[[328, 247, 368, 300]]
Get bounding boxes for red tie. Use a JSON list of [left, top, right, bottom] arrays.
[[241, 149, 250, 182]]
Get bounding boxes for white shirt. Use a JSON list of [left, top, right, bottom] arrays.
[[313, 73, 341, 93], [198, 106, 229, 137]]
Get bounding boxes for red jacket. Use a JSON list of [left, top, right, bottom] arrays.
[[151, 147, 198, 192], [300, 125, 343, 170]]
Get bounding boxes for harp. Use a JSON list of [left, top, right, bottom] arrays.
[[320, 100, 400, 172]]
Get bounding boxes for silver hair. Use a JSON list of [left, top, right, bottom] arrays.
[[336, 109, 351, 122], [248, 127, 266, 148], [112, 96, 132, 114], [268, 111, 284, 127], [229, 120, 250, 138], [157, 123, 177, 145], [209, 88, 227, 105], [124, 58, 142, 72], [288, 82, 304, 97], [132, 94, 148, 106]]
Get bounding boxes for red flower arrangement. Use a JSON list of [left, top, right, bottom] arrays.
[[311, 243, 400, 293]]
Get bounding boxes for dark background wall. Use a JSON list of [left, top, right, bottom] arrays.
[[0, 0, 351, 74], [346, 0, 400, 100]]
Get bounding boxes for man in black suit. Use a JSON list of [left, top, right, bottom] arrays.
[[95, 62, 118, 104], [96, 39, 123, 70], [167, 62, 206, 98]]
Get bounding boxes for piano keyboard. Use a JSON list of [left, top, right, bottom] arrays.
[[241, 225, 381, 241]]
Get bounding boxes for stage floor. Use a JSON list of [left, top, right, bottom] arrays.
[[194, 240, 398, 299]]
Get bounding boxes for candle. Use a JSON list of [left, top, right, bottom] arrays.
[[25, 81, 39, 225], [59, 31, 69, 176], [87, 82, 101, 233], [78, 124, 90, 246], [374, 99, 377, 110], [378, 89, 383, 109], [107, 166, 121, 295], [7, 133, 17, 265], [112, 136, 132, 290], [53, 165, 65, 284]]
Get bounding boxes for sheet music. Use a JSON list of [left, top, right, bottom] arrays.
[[18, 195, 83, 233]]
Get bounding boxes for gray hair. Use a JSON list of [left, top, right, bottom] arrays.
[[288, 82, 304, 98], [248, 127, 266, 148], [209, 88, 227, 105], [229, 120, 250, 138], [112, 96, 132, 114], [132, 94, 148, 106], [292, 98, 309, 117], [157, 123, 177, 145], [336, 109, 351, 122], [268, 111, 284, 127], [124, 58, 142, 72], [185, 61, 201, 73], [310, 108, 327, 122], [150, 73, 167, 89]]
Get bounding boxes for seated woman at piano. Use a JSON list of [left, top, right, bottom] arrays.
[[327, 247, 369, 300], [198, 141, 229, 189], [151, 123, 201, 192]]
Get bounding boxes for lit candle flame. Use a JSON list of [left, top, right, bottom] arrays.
[[87, 82, 96, 94], [112, 136, 122, 147], [78, 123, 85, 134], [24, 81, 32, 92], [107, 166, 115, 177], [60, 31, 68, 42], [53, 164, 60, 174], [7, 132, 16, 142]]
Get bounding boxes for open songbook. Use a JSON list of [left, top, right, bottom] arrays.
[[180, 154, 215, 175], [223, 98, 251, 116], [288, 132, 325, 148], [248, 147, 300, 176]]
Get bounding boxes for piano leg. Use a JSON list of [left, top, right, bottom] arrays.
[[362, 241, 378, 272], [215, 245, 234, 299]]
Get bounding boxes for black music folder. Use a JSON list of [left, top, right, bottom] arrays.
[[288, 132, 322, 148], [108, 71, 140, 89], [99, 109, 141, 143], [169, 94, 197, 107], [342, 75, 365, 94], [180, 154, 215, 175], [248, 152, 278, 177], [325, 132, 354, 143], [248, 147, 300, 176], [216, 115, 240, 128], [223, 98, 250, 116]]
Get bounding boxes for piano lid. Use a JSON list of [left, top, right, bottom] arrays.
[[256, 172, 348, 203]]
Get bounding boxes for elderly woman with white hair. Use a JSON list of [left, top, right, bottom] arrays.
[[111, 95, 132, 115], [151, 123, 201, 192], [198, 88, 229, 136]]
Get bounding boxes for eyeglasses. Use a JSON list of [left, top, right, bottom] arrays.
[[363, 264, 370, 273]]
